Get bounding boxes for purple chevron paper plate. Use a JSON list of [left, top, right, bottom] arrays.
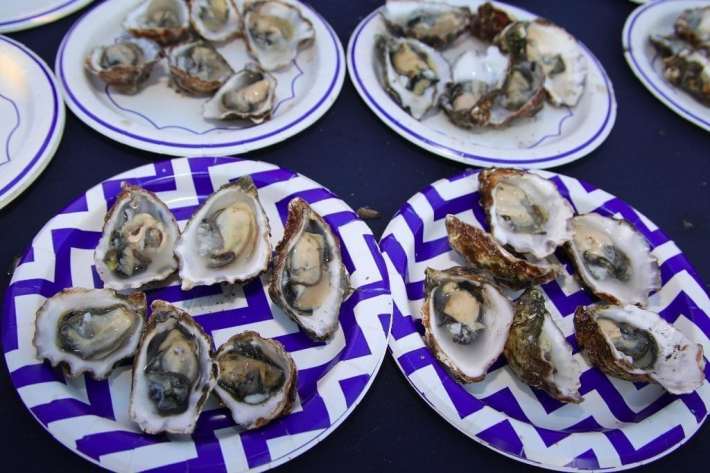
[[2, 157, 392, 472], [380, 168, 710, 471]]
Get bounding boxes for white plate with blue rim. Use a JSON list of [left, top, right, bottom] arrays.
[[0, 0, 94, 33], [0, 35, 65, 210], [347, 0, 617, 169], [56, 0, 345, 157], [623, 0, 710, 132]]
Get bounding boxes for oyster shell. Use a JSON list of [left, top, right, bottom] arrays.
[[504, 287, 582, 403], [575, 304, 705, 395], [470, 2, 513, 42], [422, 267, 514, 383], [214, 331, 297, 429], [85, 36, 162, 94], [243, 0, 315, 71], [479, 168, 574, 258], [190, 0, 242, 42], [175, 176, 272, 290], [203, 64, 277, 122], [381, 0, 470, 49], [168, 40, 234, 95], [33, 288, 146, 380], [95, 183, 180, 291], [674, 6, 710, 48], [269, 198, 350, 341], [566, 213, 660, 307], [375, 34, 451, 120], [661, 49, 710, 106], [124, 0, 190, 46], [130, 300, 216, 434], [446, 214, 558, 290]]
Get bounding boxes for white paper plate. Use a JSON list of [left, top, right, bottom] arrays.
[[0, 0, 94, 33], [0, 35, 65, 210], [347, 0, 617, 169], [56, 0, 345, 157], [623, 0, 710, 132]]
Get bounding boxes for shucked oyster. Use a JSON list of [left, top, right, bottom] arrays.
[[124, 0, 190, 46], [203, 64, 277, 122], [95, 184, 180, 291], [575, 304, 705, 395], [130, 300, 216, 434], [269, 198, 350, 341], [214, 331, 297, 429], [381, 0, 470, 49], [168, 41, 234, 95], [566, 213, 660, 307], [175, 176, 272, 290], [504, 287, 582, 403], [470, 2, 513, 43], [190, 0, 242, 42], [422, 267, 514, 383], [479, 168, 574, 258], [376, 34, 451, 120], [661, 49, 710, 106], [674, 6, 710, 48], [85, 36, 162, 94], [34, 288, 146, 380], [446, 214, 558, 290]]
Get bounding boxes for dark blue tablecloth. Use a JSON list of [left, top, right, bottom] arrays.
[[1, 0, 708, 471]]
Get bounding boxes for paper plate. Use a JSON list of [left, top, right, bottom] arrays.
[[380, 168, 709, 471], [0, 0, 94, 33], [2, 156, 392, 472]]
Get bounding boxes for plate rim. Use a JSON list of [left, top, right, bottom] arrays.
[[0, 0, 94, 33]]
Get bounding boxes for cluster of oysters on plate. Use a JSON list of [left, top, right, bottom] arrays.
[[33, 177, 351, 434], [85, 0, 315, 124], [649, 6, 710, 106], [375, 1, 588, 128], [423, 168, 705, 402]]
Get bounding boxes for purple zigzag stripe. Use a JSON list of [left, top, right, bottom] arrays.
[[32, 398, 93, 425], [76, 430, 168, 461], [101, 161, 177, 202], [540, 276, 595, 317], [380, 234, 408, 279], [566, 449, 601, 470], [400, 203, 450, 262], [338, 290, 373, 361], [477, 419, 525, 457], [481, 387, 531, 425], [11, 363, 65, 389], [3, 278, 63, 351], [420, 186, 480, 223], [390, 303, 417, 340], [0, 92, 21, 165], [189, 281, 273, 334], [339, 374, 370, 408], [275, 188, 335, 223], [605, 425, 685, 465], [681, 391, 708, 423], [85, 376, 116, 421], [51, 228, 101, 290], [398, 347, 434, 377]]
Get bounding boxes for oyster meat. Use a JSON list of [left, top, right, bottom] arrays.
[[269, 198, 350, 341], [175, 176, 272, 290], [381, 0, 470, 49], [203, 64, 277, 122], [479, 168, 574, 258], [566, 213, 661, 307], [422, 267, 514, 383], [470, 2, 513, 42], [504, 287, 582, 403], [675, 6, 710, 48], [376, 34, 451, 120], [34, 288, 146, 380], [575, 304, 705, 395], [85, 36, 162, 94], [214, 331, 297, 429], [446, 214, 558, 290], [124, 0, 190, 46], [190, 0, 242, 42], [130, 300, 216, 434], [95, 183, 180, 291], [243, 0, 315, 71], [168, 40, 234, 95]]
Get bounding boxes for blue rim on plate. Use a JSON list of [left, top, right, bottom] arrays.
[[3, 157, 392, 472], [0, 0, 94, 33], [380, 168, 710, 471]]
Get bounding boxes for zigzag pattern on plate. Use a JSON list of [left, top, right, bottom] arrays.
[[381, 169, 710, 471], [2, 157, 392, 472]]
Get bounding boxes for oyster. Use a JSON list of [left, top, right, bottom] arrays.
[[175, 176, 272, 290], [375, 34, 451, 120], [575, 304, 705, 395], [95, 183, 180, 291], [243, 0, 315, 71], [203, 64, 277, 122], [565, 213, 660, 307], [190, 0, 242, 42], [380, 0, 470, 49], [269, 198, 350, 341], [168, 40, 234, 95], [130, 300, 216, 434], [85, 36, 162, 94], [124, 0, 190, 46], [505, 287, 582, 403], [446, 214, 558, 290], [497, 20, 587, 107], [422, 267, 514, 383], [33, 288, 146, 380], [649, 34, 693, 58], [674, 6, 710, 48], [479, 168, 574, 258], [661, 49, 710, 106], [214, 331, 297, 429], [470, 2, 513, 42]]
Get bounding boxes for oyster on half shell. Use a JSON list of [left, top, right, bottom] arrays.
[[470, 2, 513, 42], [381, 0, 471, 49], [168, 41, 234, 95], [190, 0, 242, 42], [674, 6, 710, 48], [203, 64, 277, 122], [124, 0, 190, 46], [85, 36, 162, 94]]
